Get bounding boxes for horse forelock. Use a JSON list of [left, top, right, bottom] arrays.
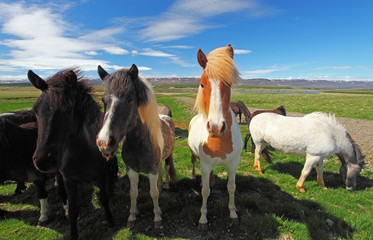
[[193, 46, 238, 117], [45, 68, 92, 112], [205, 46, 239, 86]]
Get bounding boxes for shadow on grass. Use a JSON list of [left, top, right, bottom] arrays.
[[175, 127, 188, 140], [269, 161, 373, 191], [1, 173, 355, 239]]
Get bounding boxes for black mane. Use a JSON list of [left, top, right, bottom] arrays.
[[41, 68, 102, 128]]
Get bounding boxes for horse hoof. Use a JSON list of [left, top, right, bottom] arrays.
[[154, 220, 162, 229], [126, 220, 135, 228], [323, 187, 328, 191], [198, 222, 208, 231], [297, 187, 306, 193], [231, 218, 239, 225]]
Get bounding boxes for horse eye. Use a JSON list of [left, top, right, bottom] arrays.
[[200, 83, 204, 88]]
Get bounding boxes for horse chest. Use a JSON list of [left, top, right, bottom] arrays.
[[188, 114, 241, 161]]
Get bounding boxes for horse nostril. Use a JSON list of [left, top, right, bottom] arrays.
[[47, 152, 52, 158], [108, 136, 116, 146], [221, 122, 226, 134]]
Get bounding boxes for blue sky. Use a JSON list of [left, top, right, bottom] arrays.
[[0, 0, 372, 82]]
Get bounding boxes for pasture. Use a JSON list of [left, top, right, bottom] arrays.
[[0, 85, 372, 239]]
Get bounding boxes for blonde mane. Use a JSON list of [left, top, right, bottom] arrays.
[[194, 45, 240, 115], [138, 77, 164, 152]]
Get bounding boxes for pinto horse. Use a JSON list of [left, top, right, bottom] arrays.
[[188, 45, 243, 227], [250, 112, 364, 192], [28, 69, 115, 239], [96, 64, 176, 227], [0, 116, 67, 225]]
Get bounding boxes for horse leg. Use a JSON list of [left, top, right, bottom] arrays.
[[254, 143, 265, 174], [199, 163, 212, 228], [127, 167, 139, 227], [227, 165, 238, 221], [315, 158, 328, 190], [15, 181, 26, 194], [244, 133, 250, 152], [191, 154, 197, 180], [97, 178, 114, 227], [64, 179, 79, 240], [239, 113, 242, 123], [157, 164, 164, 190], [164, 157, 171, 189], [34, 178, 48, 225], [296, 155, 320, 193], [56, 174, 68, 219], [149, 173, 162, 227]]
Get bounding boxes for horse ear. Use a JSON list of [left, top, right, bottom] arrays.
[[227, 44, 234, 59], [197, 49, 207, 69], [98, 65, 109, 81], [65, 70, 77, 88], [129, 64, 138, 80], [28, 70, 48, 91]]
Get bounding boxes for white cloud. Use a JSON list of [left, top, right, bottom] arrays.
[[0, 2, 127, 74], [316, 66, 352, 70], [140, 0, 266, 42], [241, 65, 288, 78], [234, 49, 252, 54], [103, 46, 129, 55], [139, 48, 175, 57], [85, 51, 99, 56]]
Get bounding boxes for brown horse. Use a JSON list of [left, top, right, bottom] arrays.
[[230, 100, 251, 123], [96, 64, 176, 227], [244, 106, 286, 174]]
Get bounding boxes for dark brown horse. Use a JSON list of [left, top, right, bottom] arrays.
[[96, 64, 176, 227], [0, 114, 68, 225], [28, 69, 116, 240], [230, 100, 251, 123], [244, 106, 286, 173]]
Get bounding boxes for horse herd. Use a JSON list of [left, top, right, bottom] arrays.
[[0, 45, 365, 239]]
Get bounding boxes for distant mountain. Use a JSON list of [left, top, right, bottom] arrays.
[[2, 77, 373, 90]]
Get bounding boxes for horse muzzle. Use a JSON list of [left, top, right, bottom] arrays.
[[96, 136, 117, 161], [207, 121, 226, 138], [33, 152, 59, 173]]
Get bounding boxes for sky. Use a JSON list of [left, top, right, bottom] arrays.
[[0, 0, 372, 82]]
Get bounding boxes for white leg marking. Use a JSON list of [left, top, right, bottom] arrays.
[[127, 168, 139, 222], [149, 173, 162, 222], [39, 198, 48, 223]]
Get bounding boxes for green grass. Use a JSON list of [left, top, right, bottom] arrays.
[[0, 86, 372, 239]]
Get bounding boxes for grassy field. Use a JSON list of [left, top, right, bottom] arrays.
[[0, 86, 372, 239]]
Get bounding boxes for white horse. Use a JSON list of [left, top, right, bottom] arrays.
[[250, 112, 364, 192], [188, 45, 243, 227]]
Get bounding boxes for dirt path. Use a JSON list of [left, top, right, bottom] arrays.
[[176, 97, 373, 169]]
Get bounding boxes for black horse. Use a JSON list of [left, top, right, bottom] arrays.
[[0, 115, 67, 225], [28, 68, 116, 239]]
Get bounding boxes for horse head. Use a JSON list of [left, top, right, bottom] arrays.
[[28, 69, 82, 173], [195, 44, 238, 138], [96, 64, 158, 160]]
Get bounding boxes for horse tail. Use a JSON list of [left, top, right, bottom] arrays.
[[276, 105, 286, 116], [262, 147, 274, 164], [166, 154, 177, 183]]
